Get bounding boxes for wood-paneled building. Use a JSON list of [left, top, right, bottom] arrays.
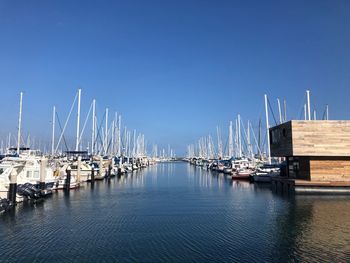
[[270, 120, 350, 184]]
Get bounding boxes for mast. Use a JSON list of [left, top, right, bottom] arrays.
[[228, 121, 233, 157], [105, 108, 108, 155], [111, 120, 115, 155], [133, 130, 136, 157], [216, 126, 223, 159], [91, 99, 96, 155], [75, 89, 81, 151], [306, 90, 311, 121], [8, 132, 11, 149], [118, 115, 121, 156], [258, 119, 261, 157], [235, 118, 238, 157], [277, 98, 282, 124], [264, 94, 271, 164], [127, 131, 131, 157], [114, 112, 118, 154], [238, 114, 242, 158], [17, 92, 23, 155], [51, 106, 56, 155], [123, 126, 127, 156], [247, 120, 251, 158]]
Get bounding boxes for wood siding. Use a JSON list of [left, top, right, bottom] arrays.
[[292, 121, 350, 156], [309, 157, 350, 182], [270, 120, 350, 157]]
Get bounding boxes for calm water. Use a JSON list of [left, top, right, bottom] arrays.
[[1, 162, 350, 262]]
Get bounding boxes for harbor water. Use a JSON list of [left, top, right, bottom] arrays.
[[1, 162, 350, 262]]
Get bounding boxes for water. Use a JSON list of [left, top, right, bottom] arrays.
[[1, 162, 350, 262]]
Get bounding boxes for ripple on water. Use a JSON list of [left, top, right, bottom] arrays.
[[1, 163, 350, 262]]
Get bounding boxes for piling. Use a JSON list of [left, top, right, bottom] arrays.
[[65, 166, 71, 190], [8, 168, 17, 205], [108, 163, 112, 177], [39, 157, 47, 190], [91, 167, 95, 182]]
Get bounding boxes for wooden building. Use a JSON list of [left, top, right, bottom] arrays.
[[269, 120, 350, 193]]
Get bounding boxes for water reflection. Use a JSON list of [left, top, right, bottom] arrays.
[[271, 195, 350, 262], [1, 162, 349, 262]]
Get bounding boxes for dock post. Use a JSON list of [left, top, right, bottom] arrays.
[[39, 157, 47, 190], [77, 156, 82, 183], [8, 168, 18, 205], [65, 166, 71, 190], [108, 162, 112, 177], [91, 167, 95, 182]]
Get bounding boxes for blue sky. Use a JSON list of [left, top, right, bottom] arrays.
[[0, 0, 349, 155]]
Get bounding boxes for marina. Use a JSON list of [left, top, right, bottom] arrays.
[[1, 162, 350, 262], [0, 87, 350, 262], [1, 1, 350, 262]]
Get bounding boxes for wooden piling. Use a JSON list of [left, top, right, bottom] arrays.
[[8, 168, 17, 205], [65, 167, 71, 190], [91, 167, 95, 182]]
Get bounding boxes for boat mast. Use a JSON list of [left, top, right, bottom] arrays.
[[264, 94, 271, 164], [111, 120, 115, 155], [51, 106, 56, 155], [238, 114, 242, 158], [133, 130, 136, 157], [258, 118, 261, 158], [17, 92, 23, 155], [277, 98, 282, 124], [118, 115, 121, 156], [247, 120, 251, 158], [115, 116, 118, 154], [306, 90, 311, 121], [91, 99, 96, 155], [75, 89, 81, 151], [105, 108, 108, 155], [228, 121, 233, 157], [235, 118, 238, 157], [8, 132, 11, 149]]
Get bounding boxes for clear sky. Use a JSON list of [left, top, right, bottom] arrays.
[[0, 0, 349, 155]]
